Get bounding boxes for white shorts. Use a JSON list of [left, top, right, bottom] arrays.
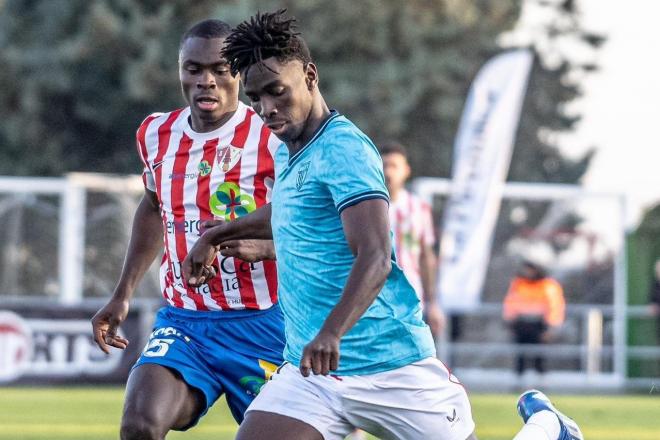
[[246, 357, 476, 440]]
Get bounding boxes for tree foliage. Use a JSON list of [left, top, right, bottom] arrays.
[[0, 0, 598, 187]]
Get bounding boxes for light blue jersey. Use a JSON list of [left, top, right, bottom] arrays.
[[271, 111, 436, 375]]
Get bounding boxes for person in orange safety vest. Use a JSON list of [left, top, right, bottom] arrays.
[[503, 259, 566, 375]]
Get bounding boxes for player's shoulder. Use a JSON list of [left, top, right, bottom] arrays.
[[319, 113, 380, 161], [322, 114, 366, 144], [137, 108, 187, 133]]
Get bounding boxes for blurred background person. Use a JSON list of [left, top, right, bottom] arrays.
[[503, 256, 566, 376], [381, 141, 444, 336]]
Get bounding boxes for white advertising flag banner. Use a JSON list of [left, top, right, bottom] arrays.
[[439, 49, 533, 311]]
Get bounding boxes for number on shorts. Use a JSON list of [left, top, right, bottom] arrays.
[[142, 338, 175, 357]]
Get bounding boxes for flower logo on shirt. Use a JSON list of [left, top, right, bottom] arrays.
[[198, 160, 212, 177], [209, 182, 256, 220]]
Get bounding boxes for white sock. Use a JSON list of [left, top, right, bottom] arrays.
[[512, 410, 561, 440]]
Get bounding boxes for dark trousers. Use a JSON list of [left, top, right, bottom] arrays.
[[511, 318, 547, 375]]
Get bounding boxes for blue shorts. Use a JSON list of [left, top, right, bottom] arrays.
[[133, 304, 285, 428]]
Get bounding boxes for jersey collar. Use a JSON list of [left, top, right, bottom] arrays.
[[288, 110, 340, 166]]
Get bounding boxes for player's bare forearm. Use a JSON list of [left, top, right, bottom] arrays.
[[219, 239, 277, 262], [420, 244, 438, 306], [92, 190, 161, 353], [184, 205, 273, 286], [112, 190, 162, 301], [320, 251, 390, 338], [300, 199, 391, 376], [300, 251, 389, 376], [202, 203, 273, 245], [420, 246, 445, 335], [325, 199, 391, 336]]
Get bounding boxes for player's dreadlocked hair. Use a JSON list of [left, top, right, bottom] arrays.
[[221, 9, 312, 77]]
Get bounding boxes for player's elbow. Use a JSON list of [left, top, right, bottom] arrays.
[[366, 247, 392, 281], [379, 254, 392, 276]]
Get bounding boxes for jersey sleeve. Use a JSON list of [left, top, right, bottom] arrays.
[[319, 128, 389, 214], [136, 114, 159, 192]]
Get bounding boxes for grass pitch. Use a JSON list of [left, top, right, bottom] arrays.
[[0, 387, 658, 439]]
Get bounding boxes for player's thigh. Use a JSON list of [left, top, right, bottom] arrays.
[[343, 358, 475, 440], [245, 363, 353, 439], [122, 363, 205, 431], [236, 410, 324, 440]]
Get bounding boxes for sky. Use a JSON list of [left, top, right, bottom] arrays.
[[572, 0, 660, 227], [506, 0, 660, 228]]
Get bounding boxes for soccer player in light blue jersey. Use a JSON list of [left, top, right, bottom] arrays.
[[183, 10, 582, 440], [182, 10, 474, 440]]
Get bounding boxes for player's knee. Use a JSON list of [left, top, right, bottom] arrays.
[[120, 415, 166, 440]]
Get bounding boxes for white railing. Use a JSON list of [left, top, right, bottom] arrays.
[[0, 173, 143, 303]]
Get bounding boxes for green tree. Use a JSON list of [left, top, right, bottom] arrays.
[[0, 0, 245, 175], [0, 0, 598, 187]]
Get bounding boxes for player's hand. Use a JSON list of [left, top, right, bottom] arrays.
[[201, 219, 225, 232], [91, 298, 130, 354], [182, 235, 219, 288], [424, 303, 445, 337], [219, 240, 276, 262], [300, 330, 340, 377]]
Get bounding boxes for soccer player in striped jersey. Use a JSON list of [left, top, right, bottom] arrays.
[[183, 10, 584, 440], [381, 141, 445, 336], [91, 19, 285, 440]]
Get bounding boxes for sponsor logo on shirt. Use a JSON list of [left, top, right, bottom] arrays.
[[198, 160, 212, 177], [168, 172, 199, 180], [166, 219, 201, 234], [209, 182, 256, 221], [168, 257, 259, 294]]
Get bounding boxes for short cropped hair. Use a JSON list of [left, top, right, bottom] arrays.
[[379, 141, 409, 159], [180, 19, 232, 49]]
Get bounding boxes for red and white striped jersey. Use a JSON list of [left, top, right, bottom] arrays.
[[136, 102, 281, 311], [389, 189, 436, 300]]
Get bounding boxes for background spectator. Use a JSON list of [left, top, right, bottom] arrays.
[[381, 141, 444, 336], [503, 257, 566, 375]]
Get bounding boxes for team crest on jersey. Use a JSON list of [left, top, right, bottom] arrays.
[[296, 162, 311, 191], [198, 160, 212, 177], [217, 144, 242, 173]]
